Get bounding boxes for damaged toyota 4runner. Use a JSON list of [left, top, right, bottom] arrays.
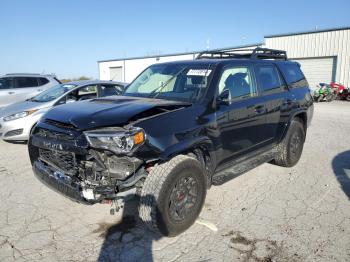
[[29, 48, 313, 236]]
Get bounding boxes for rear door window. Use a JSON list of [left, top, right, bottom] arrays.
[[16, 77, 39, 88], [0, 77, 14, 89], [255, 65, 282, 93], [278, 63, 308, 88]]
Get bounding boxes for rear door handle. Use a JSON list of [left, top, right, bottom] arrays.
[[37, 89, 43, 92], [254, 105, 265, 113], [8, 91, 15, 95]]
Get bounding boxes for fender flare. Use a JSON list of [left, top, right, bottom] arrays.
[[280, 109, 308, 142], [160, 136, 216, 162], [159, 136, 217, 187]]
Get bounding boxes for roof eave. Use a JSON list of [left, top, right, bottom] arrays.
[[97, 42, 263, 63], [265, 26, 350, 38]]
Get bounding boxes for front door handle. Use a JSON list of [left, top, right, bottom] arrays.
[[283, 99, 292, 105], [37, 89, 43, 92], [8, 91, 15, 95]]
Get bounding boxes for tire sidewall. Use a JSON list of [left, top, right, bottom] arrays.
[[156, 159, 206, 236], [286, 120, 305, 166]]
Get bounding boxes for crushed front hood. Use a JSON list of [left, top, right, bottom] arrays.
[[42, 96, 190, 130]]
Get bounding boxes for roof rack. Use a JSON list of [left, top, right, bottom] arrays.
[[196, 47, 287, 60]]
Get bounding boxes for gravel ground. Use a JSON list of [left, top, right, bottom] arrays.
[[0, 101, 349, 262]]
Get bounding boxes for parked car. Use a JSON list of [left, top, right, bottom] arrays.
[[0, 80, 127, 141], [28, 48, 313, 237], [0, 73, 61, 108]]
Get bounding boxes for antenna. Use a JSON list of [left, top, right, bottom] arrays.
[[206, 39, 210, 50]]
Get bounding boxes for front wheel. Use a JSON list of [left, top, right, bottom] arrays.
[[273, 119, 305, 167], [138, 155, 207, 237]]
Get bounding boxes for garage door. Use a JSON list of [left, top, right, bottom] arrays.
[[109, 67, 123, 81], [292, 57, 336, 88]]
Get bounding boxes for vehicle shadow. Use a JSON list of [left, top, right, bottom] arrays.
[[97, 194, 162, 262], [332, 150, 350, 200]]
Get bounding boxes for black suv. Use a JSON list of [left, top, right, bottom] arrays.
[[28, 48, 314, 236]]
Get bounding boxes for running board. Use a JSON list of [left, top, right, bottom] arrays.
[[212, 148, 278, 186]]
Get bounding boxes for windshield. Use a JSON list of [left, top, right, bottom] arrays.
[[31, 84, 77, 102], [123, 64, 213, 103]]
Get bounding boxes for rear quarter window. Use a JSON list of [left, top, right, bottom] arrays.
[[278, 63, 308, 88], [38, 77, 49, 86]]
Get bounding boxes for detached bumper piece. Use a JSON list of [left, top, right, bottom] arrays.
[[33, 160, 94, 205]]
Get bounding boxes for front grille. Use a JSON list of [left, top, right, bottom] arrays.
[[36, 128, 74, 141], [39, 148, 77, 174], [4, 129, 23, 137]]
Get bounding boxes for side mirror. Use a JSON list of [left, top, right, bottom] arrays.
[[217, 89, 230, 105]]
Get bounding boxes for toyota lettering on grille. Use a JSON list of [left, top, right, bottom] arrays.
[[42, 141, 64, 151]]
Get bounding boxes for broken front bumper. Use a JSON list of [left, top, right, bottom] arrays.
[[32, 160, 95, 205]]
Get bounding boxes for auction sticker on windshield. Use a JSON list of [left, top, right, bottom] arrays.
[[187, 69, 212, 76]]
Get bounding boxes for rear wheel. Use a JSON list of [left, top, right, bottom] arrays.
[[273, 119, 305, 167], [138, 155, 207, 236], [326, 94, 334, 102]]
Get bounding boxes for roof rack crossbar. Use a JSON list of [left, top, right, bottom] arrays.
[[196, 47, 287, 60]]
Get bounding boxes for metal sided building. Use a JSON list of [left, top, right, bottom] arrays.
[[98, 43, 261, 83], [265, 26, 350, 88], [98, 26, 350, 88]]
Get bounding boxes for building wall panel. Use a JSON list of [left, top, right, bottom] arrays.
[[265, 29, 350, 87]]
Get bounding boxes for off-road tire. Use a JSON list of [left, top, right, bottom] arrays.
[[138, 155, 207, 237], [273, 119, 305, 167]]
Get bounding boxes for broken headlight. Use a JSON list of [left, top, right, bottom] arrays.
[[84, 127, 145, 154]]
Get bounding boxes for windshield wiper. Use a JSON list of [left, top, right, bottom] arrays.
[[149, 66, 188, 99]]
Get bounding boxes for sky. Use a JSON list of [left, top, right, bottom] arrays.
[[1, 0, 350, 79]]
